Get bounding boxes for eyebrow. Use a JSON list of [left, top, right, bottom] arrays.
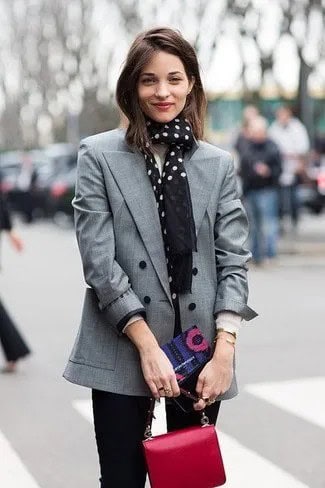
[[140, 71, 184, 76]]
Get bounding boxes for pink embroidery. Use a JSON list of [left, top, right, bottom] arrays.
[[186, 328, 209, 352]]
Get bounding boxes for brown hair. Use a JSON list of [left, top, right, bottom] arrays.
[[116, 27, 207, 150]]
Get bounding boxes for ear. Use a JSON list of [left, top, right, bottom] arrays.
[[187, 77, 195, 95]]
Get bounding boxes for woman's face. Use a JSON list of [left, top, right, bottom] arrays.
[[137, 50, 194, 123]]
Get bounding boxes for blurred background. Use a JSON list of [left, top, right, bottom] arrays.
[[0, 1, 324, 487]]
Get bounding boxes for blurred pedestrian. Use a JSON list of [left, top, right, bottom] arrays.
[[240, 116, 282, 265], [16, 154, 38, 223], [64, 27, 256, 488], [269, 105, 310, 231], [234, 104, 260, 156], [0, 189, 31, 373]]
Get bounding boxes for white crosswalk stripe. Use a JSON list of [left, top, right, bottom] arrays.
[[73, 397, 309, 488], [0, 429, 42, 488], [245, 376, 325, 429]]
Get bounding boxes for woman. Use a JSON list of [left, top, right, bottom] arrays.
[[0, 189, 30, 372], [64, 27, 256, 488]]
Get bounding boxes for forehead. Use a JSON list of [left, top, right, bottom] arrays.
[[140, 50, 186, 75], [278, 107, 290, 116]]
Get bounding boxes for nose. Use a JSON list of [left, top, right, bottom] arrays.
[[155, 81, 170, 99]]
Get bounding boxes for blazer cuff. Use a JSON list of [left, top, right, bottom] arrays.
[[101, 288, 146, 333], [116, 310, 146, 335], [214, 299, 257, 321], [122, 314, 144, 334]]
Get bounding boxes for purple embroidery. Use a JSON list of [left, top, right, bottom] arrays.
[[161, 326, 211, 385]]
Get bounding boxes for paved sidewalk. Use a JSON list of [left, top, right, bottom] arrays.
[[278, 212, 325, 256]]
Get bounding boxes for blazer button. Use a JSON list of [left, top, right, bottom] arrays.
[[192, 267, 198, 276], [139, 261, 147, 269], [144, 296, 151, 304], [188, 303, 196, 311]]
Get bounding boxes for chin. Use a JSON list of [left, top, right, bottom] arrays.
[[147, 109, 181, 124], [149, 113, 176, 124]]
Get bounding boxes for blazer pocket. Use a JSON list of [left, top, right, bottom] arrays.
[[70, 288, 118, 371]]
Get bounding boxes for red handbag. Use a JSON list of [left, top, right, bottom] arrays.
[[142, 388, 226, 488]]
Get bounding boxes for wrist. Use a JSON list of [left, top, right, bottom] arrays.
[[212, 338, 235, 361], [216, 329, 237, 340], [125, 319, 159, 354], [213, 331, 236, 355]]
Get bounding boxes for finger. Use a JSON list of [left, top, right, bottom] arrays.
[[195, 375, 204, 397], [205, 397, 218, 407], [193, 399, 206, 411], [201, 388, 212, 401], [157, 386, 165, 397], [201, 380, 213, 401], [170, 376, 180, 397], [161, 381, 173, 397], [199, 378, 214, 401], [147, 380, 160, 400]]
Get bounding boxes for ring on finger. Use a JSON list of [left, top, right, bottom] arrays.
[[207, 398, 217, 406], [158, 387, 165, 391], [164, 388, 172, 394]]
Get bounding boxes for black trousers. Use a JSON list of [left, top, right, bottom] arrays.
[[92, 389, 221, 488], [0, 298, 30, 362]]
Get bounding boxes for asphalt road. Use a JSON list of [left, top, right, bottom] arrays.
[[0, 214, 324, 488]]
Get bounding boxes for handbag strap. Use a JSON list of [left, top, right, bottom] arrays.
[[144, 388, 210, 439]]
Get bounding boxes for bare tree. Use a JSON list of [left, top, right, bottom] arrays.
[[0, 0, 323, 148], [0, 0, 99, 148]]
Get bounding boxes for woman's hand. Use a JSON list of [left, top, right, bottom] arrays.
[[140, 345, 180, 400], [8, 230, 23, 252], [194, 338, 234, 411], [125, 318, 180, 400]]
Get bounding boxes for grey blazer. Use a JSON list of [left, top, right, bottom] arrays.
[[63, 129, 257, 399]]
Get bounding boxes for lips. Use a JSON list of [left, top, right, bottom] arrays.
[[153, 102, 174, 111]]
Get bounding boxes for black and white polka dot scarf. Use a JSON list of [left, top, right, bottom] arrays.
[[143, 117, 197, 293]]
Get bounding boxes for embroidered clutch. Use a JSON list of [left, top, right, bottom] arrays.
[[161, 325, 211, 384]]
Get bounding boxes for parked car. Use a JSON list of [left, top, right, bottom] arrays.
[[0, 144, 77, 222], [47, 166, 77, 224], [0, 153, 21, 194]]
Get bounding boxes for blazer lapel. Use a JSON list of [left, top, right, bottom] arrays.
[[185, 150, 221, 236], [102, 146, 220, 303], [103, 150, 172, 303]]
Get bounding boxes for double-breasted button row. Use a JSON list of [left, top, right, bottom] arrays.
[[144, 296, 195, 310]]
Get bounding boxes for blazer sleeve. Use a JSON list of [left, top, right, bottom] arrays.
[[213, 154, 257, 321], [73, 141, 146, 333]]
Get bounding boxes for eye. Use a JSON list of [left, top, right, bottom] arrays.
[[169, 77, 182, 83], [141, 78, 155, 85]]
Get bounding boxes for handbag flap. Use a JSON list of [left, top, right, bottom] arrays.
[[143, 424, 226, 488]]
